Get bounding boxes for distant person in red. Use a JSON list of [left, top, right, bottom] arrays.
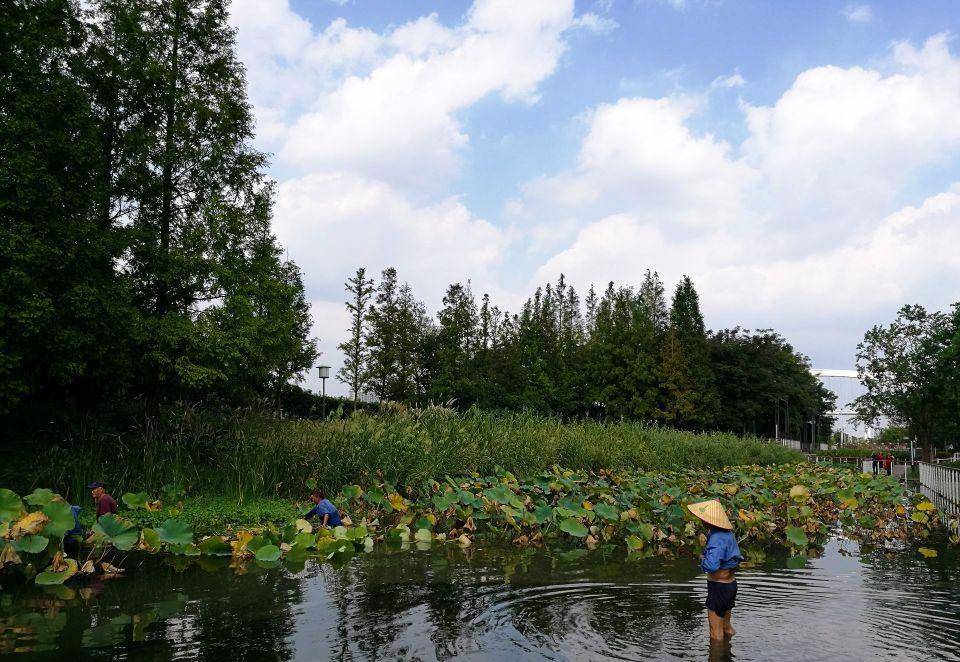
[[884, 453, 893, 476], [88, 482, 118, 517]]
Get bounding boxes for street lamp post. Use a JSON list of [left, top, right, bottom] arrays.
[[318, 365, 331, 419]]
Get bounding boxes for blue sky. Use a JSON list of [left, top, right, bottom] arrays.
[[229, 0, 960, 394]]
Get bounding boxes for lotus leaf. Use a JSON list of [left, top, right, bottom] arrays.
[[295, 519, 312, 534], [14, 535, 48, 554], [157, 519, 193, 546], [254, 544, 282, 562], [916, 501, 936, 512], [198, 536, 232, 556], [122, 492, 150, 510], [625, 535, 644, 551], [42, 501, 77, 539], [168, 543, 201, 556], [342, 484, 363, 500], [593, 503, 619, 522], [910, 511, 929, 524], [918, 547, 938, 558], [36, 557, 78, 585], [789, 485, 810, 500], [11, 511, 48, 539], [785, 525, 808, 548], [0, 489, 25, 522], [24, 488, 57, 507], [559, 517, 588, 537], [247, 535, 270, 554], [1, 544, 22, 566], [414, 527, 433, 543], [94, 515, 139, 551], [141, 528, 161, 552]]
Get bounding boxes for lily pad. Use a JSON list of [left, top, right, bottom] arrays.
[[24, 488, 57, 507], [122, 492, 150, 510], [42, 501, 77, 539], [785, 525, 808, 548], [254, 544, 281, 562], [559, 517, 588, 538], [93, 514, 139, 551], [198, 537, 232, 556], [0, 489, 24, 522], [157, 519, 193, 546], [918, 547, 938, 558], [14, 535, 49, 554], [593, 503, 619, 522], [36, 558, 78, 585]]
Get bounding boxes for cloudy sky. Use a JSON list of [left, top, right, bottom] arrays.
[[228, 0, 960, 395]]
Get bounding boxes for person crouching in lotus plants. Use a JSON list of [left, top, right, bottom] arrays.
[[689, 499, 742, 641], [305, 491, 343, 528]]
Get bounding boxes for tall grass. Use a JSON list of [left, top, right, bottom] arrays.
[[9, 404, 802, 500]]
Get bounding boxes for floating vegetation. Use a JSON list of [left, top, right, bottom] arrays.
[[1, 464, 956, 585]]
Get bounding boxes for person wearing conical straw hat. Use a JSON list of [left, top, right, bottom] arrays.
[[688, 499, 742, 642]]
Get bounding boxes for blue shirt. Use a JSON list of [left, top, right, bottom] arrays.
[[700, 528, 743, 573], [305, 499, 342, 526], [66, 505, 83, 539]]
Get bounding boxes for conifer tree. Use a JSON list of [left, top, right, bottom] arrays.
[[337, 268, 374, 403]]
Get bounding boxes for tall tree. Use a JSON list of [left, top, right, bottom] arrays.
[[661, 276, 719, 428], [337, 268, 374, 403], [431, 282, 479, 406], [854, 304, 960, 460], [0, 0, 134, 411], [89, 0, 315, 399]]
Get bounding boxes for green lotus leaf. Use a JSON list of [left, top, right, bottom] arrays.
[[24, 488, 57, 507], [341, 484, 363, 500], [254, 544, 281, 562], [559, 517, 588, 538], [42, 501, 76, 539], [14, 534, 49, 554], [93, 514, 139, 551], [414, 527, 433, 543], [345, 525, 368, 542], [0, 489, 25, 522], [157, 519, 193, 546], [593, 503, 619, 522], [432, 491, 458, 511], [533, 505, 554, 524], [785, 525, 808, 548], [247, 534, 270, 554], [36, 558, 78, 585], [198, 536, 232, 556], [168, 543, 200, 556], [364, 487, 385, 505], [122, 492, 150, 510], [625, 534, 644, 551], [141, 528, 161, 552]]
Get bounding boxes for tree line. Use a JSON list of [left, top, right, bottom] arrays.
[[1, 0, 316, 416], [337, 267, 835, 438]]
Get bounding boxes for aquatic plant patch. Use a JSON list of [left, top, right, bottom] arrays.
[[1, 464, 953, 586]]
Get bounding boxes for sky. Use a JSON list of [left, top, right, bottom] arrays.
[[227, 0, 960, 395]]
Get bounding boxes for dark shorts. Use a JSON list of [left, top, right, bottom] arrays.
[[706, 580, 737, 617]]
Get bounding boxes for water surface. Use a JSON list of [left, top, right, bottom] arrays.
[[1, 536, 958, 661]]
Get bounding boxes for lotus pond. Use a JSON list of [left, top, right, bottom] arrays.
[[2, 535, 960, 660], [3, 464, 960, 659]]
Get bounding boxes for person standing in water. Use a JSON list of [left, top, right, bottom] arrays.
[[689, 499, 743, 642]]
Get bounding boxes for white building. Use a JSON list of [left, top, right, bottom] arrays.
[[810, 369, 884, 441]]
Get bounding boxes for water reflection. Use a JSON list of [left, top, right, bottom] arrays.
[[1, 536, 959, 661]]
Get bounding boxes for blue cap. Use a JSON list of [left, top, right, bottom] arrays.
[[86, 481, 104, 489]]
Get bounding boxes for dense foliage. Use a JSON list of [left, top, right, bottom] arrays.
[[855, 303, 960, 460], [0, 0, 316, 415], [339, 269, 835, 438], [5, 405, 802, 501], [1, 464, 955, 587]]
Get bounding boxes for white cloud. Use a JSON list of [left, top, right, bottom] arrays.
[[572, 12, 619, 35], [842, 4, 874, 23], [525, 34, 960, 365], [235, 0, 585, 191], [273, 172, 506, 304]]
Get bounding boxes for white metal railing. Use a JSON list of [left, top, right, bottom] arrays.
[[778, 438, 801, 450], [919, 462, 960, 507]]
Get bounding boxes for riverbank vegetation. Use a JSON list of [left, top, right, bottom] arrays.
[[4, 406, 802, 502], [2, 464, 955, 588]]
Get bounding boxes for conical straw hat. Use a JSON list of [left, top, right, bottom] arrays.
[[687, 500, 733, 530]]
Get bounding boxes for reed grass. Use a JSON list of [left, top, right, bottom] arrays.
[[10, 404, 802, 501]]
